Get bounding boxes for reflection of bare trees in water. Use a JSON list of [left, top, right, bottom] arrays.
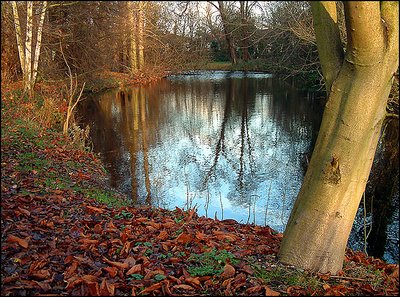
[[238, 78, 256, 191], [139, 88, 152, 205], [203, 77, 256, 200], [203, 79, 232, 186], [119, 88, 152, 205], [119, 90, 139, 203]]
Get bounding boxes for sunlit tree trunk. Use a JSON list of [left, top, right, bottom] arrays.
[[11, 1, 47, 96], [24, 1, 33, 94], [31, 1, 47, 88], [137, 1, 145, 70], [11, 1, 25, 80], [128, 1, 138, 73], [278, 1, 399, 274]]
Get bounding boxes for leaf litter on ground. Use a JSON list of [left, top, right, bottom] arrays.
[[1, 83, 399, 296]]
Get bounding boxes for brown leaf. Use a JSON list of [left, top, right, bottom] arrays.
[[245, 286, 263, 294], [195, 231, 207, 240], [81, 274, 99, 283], [65, 276, 83, 291], [323, 284, 331, 290], [29, 269, 51, 280], [93, 223, 103, 234], [64, 255, 75, 264], [139, 282, 162, 294], [265, 285, 280, 296], [29, 260, 47, 272], [104, 266, 118, 278], [86, 205, 104, 213], [185, 209, 196, 221], [105, 221, 118, 232], [144, 270, 166, 280], [172, 284, 195, 291], [221, 263, 236, 279], [162, 221, 175, 229], [175, 232, 192, 244], [17, 207, 30, 216], [8, 235, 29, 248], [123, 256, 136, 267], [84, 280, 99, 296], [126, 264, 142, 275], [2, 275, 19, 284], [184, 277, 200, 287], [213, 231, 238, 242], [100, 278, 115, 296], [287, 285, 305, 295], [64, 261, 79, 279], [157, 230, 169, 240], [241, 265, 254, 275], [102, 257, 129, 269], [145, 221, 161, 229], [79, 238, 99, 245], [32, 280, 51, 291]]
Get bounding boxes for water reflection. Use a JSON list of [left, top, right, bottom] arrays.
[[77, 71, 397, 263], [79, 71, 322, 232]]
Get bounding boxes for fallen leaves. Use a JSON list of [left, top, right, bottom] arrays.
[[126, 264, 142, 275], [1, 92, 399, 296], [7, 235, 29, 248], [102, 257, 129, 269], [221, 263, 236, 279]]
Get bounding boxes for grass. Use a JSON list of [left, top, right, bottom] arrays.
[[84, 188, 131, 208], [252, 263, 321, 290], [1, 83, 132, 209], [187, 248, 239, 277], [343, 261, 386, 289]]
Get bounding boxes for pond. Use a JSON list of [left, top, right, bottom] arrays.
[[78, 71, 398, 264]]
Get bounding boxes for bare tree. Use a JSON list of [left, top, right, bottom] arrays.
[[11, 1, 47, 96]]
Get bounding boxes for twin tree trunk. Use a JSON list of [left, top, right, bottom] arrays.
[[11, 1, 47, 96], [278, 1, 398, 274]]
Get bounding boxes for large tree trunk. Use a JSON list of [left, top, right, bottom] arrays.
[[137, 1, 145, 70], [128, 1, 138, 73], [278, 1, 398, 274]]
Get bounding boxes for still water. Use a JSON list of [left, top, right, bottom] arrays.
[[78, 71, 398, 263]]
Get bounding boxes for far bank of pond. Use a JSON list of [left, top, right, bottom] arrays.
[[77, 70, 399, 264]]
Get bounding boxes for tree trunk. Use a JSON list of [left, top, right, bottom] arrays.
[[217, 1, 237, 65], [25, 1, 33, 95], [137, 1, 145, 70], [278, 1, 398, 274], [239, 1, 250, 62], [11, 1, 47, 96], [11, 1, 25, 80], [32, 1, 47, 87], [128, 1, 137, 73]]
